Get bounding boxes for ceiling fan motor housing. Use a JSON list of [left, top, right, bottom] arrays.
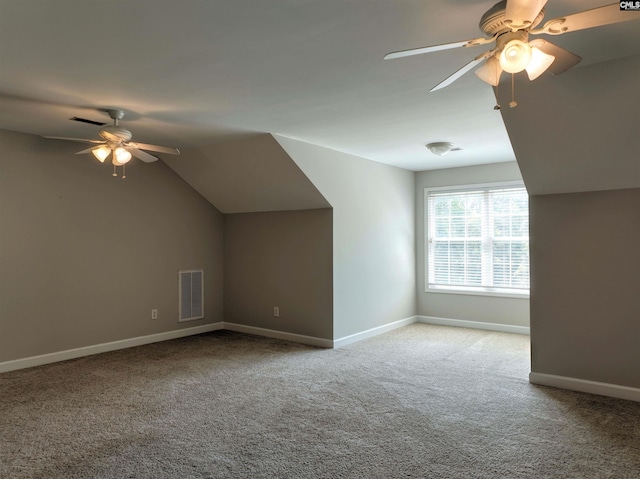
[[480, 0, 544, 36], [99, 125, 132, 143]]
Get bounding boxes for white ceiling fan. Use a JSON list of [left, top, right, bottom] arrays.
[[44, 109, 180, 177], [384, 1, 640, 94]]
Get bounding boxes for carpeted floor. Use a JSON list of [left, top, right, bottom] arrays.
[[1, 324, 639, 478]]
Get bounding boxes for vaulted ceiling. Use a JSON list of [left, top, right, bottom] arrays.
[[1, 0, 639, 171]]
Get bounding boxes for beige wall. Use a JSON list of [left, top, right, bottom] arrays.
[[499, 54, 640, 391], [416, 162, 530, 327], [224, 209, 333, 339], [275, 137, 416, 339], [0, 130, 224, 362], [499, 54, 640, 196], [163, 134, 330, 213], [530, 188, 640, 388]]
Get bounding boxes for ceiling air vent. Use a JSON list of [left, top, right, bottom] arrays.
[[179, 270, 204, 322], [70, 116, 107, 126]]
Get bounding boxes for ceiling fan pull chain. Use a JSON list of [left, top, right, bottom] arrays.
[[122, 164, 126, 179], [112, 164, 117, 177], [509, 73, 518, 108]]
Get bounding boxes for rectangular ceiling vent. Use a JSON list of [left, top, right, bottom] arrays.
[[179, 270, 204, 322], [70, 116, 107, 126]]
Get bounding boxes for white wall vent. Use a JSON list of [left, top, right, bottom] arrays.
[[178, 270, 204, 322]]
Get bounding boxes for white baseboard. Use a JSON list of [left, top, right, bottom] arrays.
[[0, 322, 224, 374], [0, 315, 529, 374], [222, 322, 333, 348], [417, 315, 530, 335], [529, 372, 640, 403], [333, 316, 418, 348]]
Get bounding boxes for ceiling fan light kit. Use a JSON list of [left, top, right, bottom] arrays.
[[91, 145, 111, 163], [474, 56, 502, 86], [88, 144, 132, 165], [384, 1, 640, 105], [525, 46, 555, 80], [45, 109, 180, 178], [499, 37, 532, 73], [114, 147, 132, 165]]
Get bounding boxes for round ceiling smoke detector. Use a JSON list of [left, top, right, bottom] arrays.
[[426, 142, 455, 156]]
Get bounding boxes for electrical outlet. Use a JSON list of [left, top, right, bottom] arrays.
[[151, 309, 158, 320], [273, 306, 279, 317]]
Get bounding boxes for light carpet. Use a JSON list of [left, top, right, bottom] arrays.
[[1, 324, 639, 478]]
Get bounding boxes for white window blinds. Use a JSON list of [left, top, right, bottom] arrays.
[[426, 185, 529, 295]]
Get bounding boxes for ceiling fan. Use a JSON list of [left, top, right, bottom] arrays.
[[44, 109, 180, 178], [384, 1, 640, 96]]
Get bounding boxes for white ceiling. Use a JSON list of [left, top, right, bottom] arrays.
[[1, 0, 639, 171]]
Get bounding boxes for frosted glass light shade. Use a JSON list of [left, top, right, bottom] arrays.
[[475, 56, 503, 86], [114, 147, 132, 164], [499, 39, 532, 74], [92, 145, 111, 162], [526, 47, 555, 80], [426, 142, 454, 157]]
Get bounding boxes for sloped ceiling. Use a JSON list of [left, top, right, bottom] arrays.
[[163, 134, 330, 213], [499, 54, 640, 196], [1, 1, 639, 172]]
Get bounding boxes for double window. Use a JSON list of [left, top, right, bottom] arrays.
[[425, 182, 529, 297]]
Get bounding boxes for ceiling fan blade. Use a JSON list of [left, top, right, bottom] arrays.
[[529, 39, 581, 75], [533, 4, 640, 35], [504, 0, 548, 30], [384, 37, 492, 60], [44, 136, 104, 144], [430, 51, 494, 92], [128, 147, 159, 163], [127, 141, 180, 155]]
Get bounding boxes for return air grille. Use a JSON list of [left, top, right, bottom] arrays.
[[179, 270, 204, 322]]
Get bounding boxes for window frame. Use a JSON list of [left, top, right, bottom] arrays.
[[424, 181, 530, 299]]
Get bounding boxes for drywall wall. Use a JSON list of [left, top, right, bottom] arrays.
[[224, 209, 333, 339], [530, 189, 640, 388], [163, 134, 330, 213], [497, 53, 640, 392], [0, 130, 224, 362], [416, 162, 530, 327], [275, 136, 416, 340], [499, 54, 640, 196]]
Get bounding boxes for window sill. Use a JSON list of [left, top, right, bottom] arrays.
[[426, 285, 529, 299]]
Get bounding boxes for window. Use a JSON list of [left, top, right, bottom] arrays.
[[425, 183, 529, 297]]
